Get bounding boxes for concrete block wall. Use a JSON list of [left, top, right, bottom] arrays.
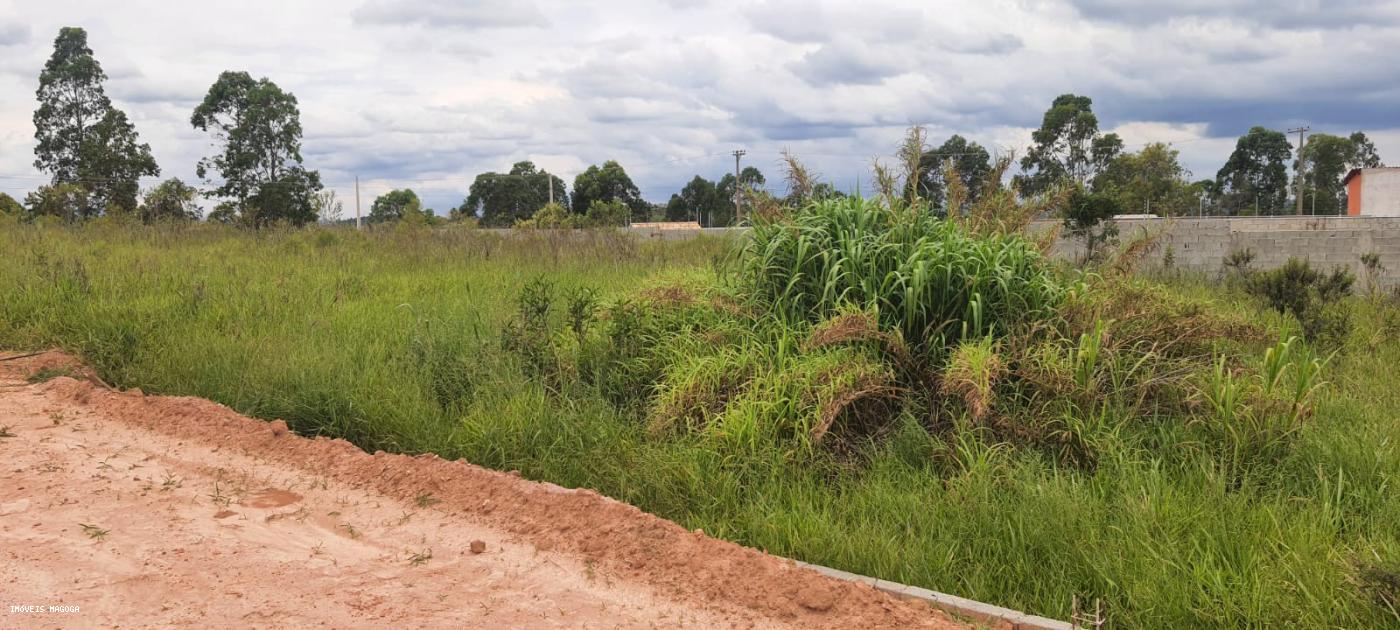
[[1035, 217, 1400, 289], [617, 217, 1400, 288]]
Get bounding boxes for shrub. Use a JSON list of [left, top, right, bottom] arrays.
[[1223, 248, 1256, 276], [516, 202, 583, 230], [585, 199, 629, 227], [1063, 187, 1121, 264], [1246, 258, 1354, 343], [501, 277, 563, 386]]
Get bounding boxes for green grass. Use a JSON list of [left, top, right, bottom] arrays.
[[1, 220, 1398, 628]]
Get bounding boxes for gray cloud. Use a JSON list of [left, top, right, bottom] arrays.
[[787, 39, 908, 85], [942, 32, 1023, 55], [1067, 0, 1400, 29], [744, 1, 924, 44], [0, 22, 28, 46], [353, 0, 549, 30], [108, 80, 203, 106]]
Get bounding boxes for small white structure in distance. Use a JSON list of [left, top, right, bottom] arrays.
[[1344, 167, 1400, 217]]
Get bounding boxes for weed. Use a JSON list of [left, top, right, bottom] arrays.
[[4, 219, 1397, 628], [1223, 248, 1256, 275], [208, 482, 231, 507], [941, 337, 1004, 421], [26, 366, 76, 384], [407, 548, 433, 566], [414, 493, 440, 508], [564, 286, 600, 340], [79, 523, 108, 539]]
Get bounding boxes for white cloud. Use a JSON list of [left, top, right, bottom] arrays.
[[0, 0, 1398, 211]]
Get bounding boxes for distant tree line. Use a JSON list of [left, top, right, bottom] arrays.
[[2, 28, 1384, 229]]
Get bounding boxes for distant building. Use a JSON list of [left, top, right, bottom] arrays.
[[1344, 167, 1400, 216]]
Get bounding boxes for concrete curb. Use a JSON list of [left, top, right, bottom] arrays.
[[793, 561, 1072, 630]]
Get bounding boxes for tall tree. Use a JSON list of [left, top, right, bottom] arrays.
[[911, 135, 992, 211], [1215, 127, 1292, 215], [571, 160, 647, 220], [314, 190, 344, 224], [1093, 142, 1195, 216], [191, 71, 321, 227], [138, 178, 201, 223], [33, 27, 157, 215], [1348, 131, 1383, 169], [1299, 134, 1353, 215], [461, 161, 566, 227], [715, 166, 765, 226], [1300, 132, 1386, 215], [82, 108, 160, 213], [665, 175, 721, 223], [1017, 94, 1122, 195], [368, 188, 423, 224]]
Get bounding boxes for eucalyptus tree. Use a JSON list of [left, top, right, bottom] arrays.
[[33, 27, 158, 215], [191, 71, 321, 226], [1215, 127, 1292, 215], [1017, 94, 1122, 195]]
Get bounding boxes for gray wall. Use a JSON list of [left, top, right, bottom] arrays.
[[623, 217, 1400, 288], [1037, 216, 1400, 288]]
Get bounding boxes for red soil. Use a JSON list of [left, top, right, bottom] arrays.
[[0, 352, 964, 628]]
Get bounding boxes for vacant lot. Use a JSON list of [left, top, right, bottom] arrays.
[[2, 220, 1398, 627]]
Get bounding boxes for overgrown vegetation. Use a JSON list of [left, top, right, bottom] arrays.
[[3, 195, 1399, 627], [1241, 257, 1356, 345]]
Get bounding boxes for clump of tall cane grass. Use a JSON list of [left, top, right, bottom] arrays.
[[735, 195, 1066, 365]]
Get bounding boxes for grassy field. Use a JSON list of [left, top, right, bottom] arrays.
[[2, 217, 1398, 628]]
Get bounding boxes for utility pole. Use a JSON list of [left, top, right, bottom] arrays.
[[1289, 126, 1310, 216], [354, 175, 361, 229], [732, 149, 746, 225], [548, 177, 554, 206]]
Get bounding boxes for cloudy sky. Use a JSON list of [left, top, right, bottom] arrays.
[[1, 0, 1398, 213]]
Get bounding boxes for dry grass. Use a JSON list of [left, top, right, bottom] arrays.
[[941, 339, 1005, 422]]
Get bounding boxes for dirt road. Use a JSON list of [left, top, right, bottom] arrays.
[[0, 353, 963, 628]]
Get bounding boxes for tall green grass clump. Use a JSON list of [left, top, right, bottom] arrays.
[[737, 196, 1065, 362]]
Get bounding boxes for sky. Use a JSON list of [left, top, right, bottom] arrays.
[[2, 0, 1399, 214]]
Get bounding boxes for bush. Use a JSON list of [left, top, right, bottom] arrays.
[[516, 203, 583, 230], [585, 200, 629, 227], [1063, 188, 1121, 264], [1246, 258, 1354, 343]]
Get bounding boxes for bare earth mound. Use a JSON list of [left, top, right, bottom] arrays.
[[0, 352, 964, 628]]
